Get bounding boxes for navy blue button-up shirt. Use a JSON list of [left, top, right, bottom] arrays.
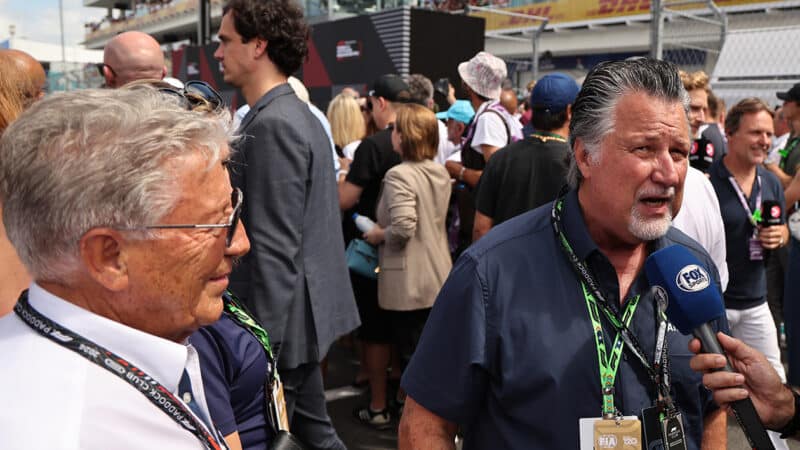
[[402, 189, 725, 450], [709, 159, 785, 309]]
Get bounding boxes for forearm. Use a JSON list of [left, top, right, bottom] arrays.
[[766, 163, 793, 189], [473, 211, 493, 242], [701, 408, 726, 449], [785, 176, 800, 207], [445, 161, 481, 188], [398, 398, 457, 450]]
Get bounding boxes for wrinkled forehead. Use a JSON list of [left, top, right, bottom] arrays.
[[610, 93, 691, 145]]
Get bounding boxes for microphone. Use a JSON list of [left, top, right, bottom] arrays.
[[645, 245, 775, 450], [760, 200, 784, 227], [689, 137, 715, 173]]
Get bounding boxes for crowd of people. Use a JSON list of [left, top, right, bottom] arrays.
[[4, 0, 800, 448]]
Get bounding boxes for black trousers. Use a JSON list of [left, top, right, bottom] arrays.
[[281, 362, 347, 450]]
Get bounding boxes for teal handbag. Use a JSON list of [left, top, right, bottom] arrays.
[[345, 239, 379, 280]]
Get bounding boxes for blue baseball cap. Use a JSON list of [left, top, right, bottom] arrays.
[[530, 73, 580, 113], [436, 100, 475, 125]]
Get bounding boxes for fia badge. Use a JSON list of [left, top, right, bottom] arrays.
[[593, 418, 643, 450], [661, 413, 687, 450], [271, 378, 290, 431]]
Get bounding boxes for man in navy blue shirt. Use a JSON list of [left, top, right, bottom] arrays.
[[399, 59, 727, 449], [708, 97, 791, 449]]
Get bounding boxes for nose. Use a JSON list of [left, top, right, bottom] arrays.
[[698, 108, 706, 124], [759, 132, 772, 148], [226, 221, 250, 257], [213, 43, 223, 61], [652, 149, 681, 188]]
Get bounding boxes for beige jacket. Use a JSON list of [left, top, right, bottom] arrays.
[[376, 159, 452, 311]]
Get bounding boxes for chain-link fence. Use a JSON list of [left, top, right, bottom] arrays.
[[654, 1, 800, 107], [707, 8, 800, 108], [654, 0, 726, 74]]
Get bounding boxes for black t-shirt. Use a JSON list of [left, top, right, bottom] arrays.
[[475, 136, 570, 225], [344, 128, 401, 240]]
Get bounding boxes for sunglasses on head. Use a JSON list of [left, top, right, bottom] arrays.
[[159, 80, 224, 111]]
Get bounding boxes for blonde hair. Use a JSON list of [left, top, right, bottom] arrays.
[[0, 53, 26, 132], [679, 70, 709, 92], [394, 103, 438, 162], [327, 93, 366, 149]]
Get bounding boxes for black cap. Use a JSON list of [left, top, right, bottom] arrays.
[[368, 74, 411, 103], [777, 83, 800, 102]]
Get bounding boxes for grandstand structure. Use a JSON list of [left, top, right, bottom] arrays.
[[82, 0, 800, 104]]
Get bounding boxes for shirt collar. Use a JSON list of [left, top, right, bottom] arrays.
[[27, 283, 189, 393], [561, 188, 672, 261], [561, 189, 599, 261], [239, 83, 293, 131], [475, 99, 499, 115]]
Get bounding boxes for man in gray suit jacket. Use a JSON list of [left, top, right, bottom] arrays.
[[215, 0, 359, 447]]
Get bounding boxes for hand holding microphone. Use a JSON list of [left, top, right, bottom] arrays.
[[645, 245, 775, 449], [688, 333, 796, 432]]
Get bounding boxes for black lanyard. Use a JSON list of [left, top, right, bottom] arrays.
[[14, 291, 227, 450], [551, 197, 675, 416]]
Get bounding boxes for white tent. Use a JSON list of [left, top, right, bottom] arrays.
[[1, 37, 105, 91], [1, 37, 103, 64]]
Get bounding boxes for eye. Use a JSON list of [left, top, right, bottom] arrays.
[[670, 148, 688, 161]]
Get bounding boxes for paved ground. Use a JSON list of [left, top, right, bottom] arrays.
[[322, 339, 800, 449]]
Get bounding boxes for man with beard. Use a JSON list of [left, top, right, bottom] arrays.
[[708, 97, 790, 450], [399, 58, 727, 450]]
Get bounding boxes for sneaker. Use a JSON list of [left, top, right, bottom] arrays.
[[354, 406, 392, 430]]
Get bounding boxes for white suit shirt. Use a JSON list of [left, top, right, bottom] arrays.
[[0, 283, 216, 450]]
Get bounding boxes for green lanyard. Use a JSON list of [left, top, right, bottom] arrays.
[[222, 291, 278, 382], [582, 282, 641, 417], [779, 136, 800, 171]]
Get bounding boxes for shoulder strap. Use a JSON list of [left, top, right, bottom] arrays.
[[482, 107, 512, 146]]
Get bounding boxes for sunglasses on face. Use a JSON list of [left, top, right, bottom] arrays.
[[96, 63, 116, 78], [159, 80, 224, 111], [122, 188, 243, 247]]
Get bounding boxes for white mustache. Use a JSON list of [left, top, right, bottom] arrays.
[[636, 186, 676, 201]]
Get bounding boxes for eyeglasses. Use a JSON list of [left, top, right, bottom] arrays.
[[159, 80, 224, 111], [123, 188, 243, 247], [96, 63, 116, 78]]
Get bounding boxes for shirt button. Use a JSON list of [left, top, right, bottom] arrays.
[[183, 392, 193, 403]]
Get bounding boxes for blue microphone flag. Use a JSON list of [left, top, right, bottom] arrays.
[[644, 245, 724, 335]]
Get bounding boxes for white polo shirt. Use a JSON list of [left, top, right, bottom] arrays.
[[0, 283, 216, 450], [673, 166, 730, 291]]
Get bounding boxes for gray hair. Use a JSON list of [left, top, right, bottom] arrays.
[[406, 74, 434, 105], [0, 87, 233, 281], [567, 58, 690, 187]]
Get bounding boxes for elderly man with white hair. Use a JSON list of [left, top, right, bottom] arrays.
[[0, 87, 249, 449]]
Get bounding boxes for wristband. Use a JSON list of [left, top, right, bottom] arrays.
[[775, 385, 800, 438], [458, 166, 466, 181]]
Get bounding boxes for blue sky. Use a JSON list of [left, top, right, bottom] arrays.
[[0, 0, 104, 45]]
